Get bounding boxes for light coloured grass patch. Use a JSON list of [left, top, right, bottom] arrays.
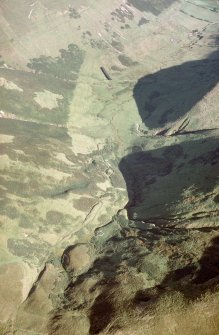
[[0, 77, 23, 92], [72, 133, 105, 155], [0, 135, 14, 144], [34, 90, 63, 110]]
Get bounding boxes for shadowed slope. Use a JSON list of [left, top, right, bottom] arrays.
[[133, 50, 219, 130], [119, 136, 219, 222]]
